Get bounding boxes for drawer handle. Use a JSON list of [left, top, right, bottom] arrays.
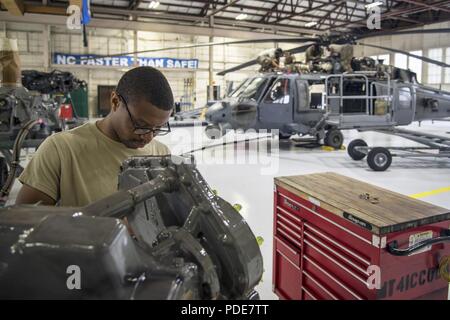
[[387, 229, 450, 256]]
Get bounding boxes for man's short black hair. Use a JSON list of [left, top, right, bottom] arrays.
[[116, 66, 174, 111]]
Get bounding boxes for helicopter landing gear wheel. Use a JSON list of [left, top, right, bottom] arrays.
[[347, 139, 368, 161], [0, 157, 9, 191], [205, 124, 223, 140], [324, 129, 343, 149], [367, 147, 392, 171]]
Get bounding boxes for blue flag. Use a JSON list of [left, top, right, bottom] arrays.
[[81, 0, 91, 25]]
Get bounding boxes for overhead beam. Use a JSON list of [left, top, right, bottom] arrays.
[[89, 5, 317, 34], [260, 0, 284, 23], [328, 1, 450, 30], [93, 2, 361, 28], [129, 0, 143, 10], [16, 2, 360, 33], [206, 0, 240, 17], [13, 3, 314, 34], [399, 0, 450, 14], [24, 4, 66, 15], [156, 0, 371, 21], [200, 1, 211, 16], [202, 6, 360, 27], [273, 0, 347, 23], [0, 11, 304, 39], [88, 2, 360, 31], [0, 0, 25, 16]]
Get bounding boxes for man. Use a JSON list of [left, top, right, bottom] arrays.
[[256, 48, 283, 73], [16, 66, 173, 207], [283, 51, 298, 73], [327, 44, 354, 73], [305, 43, 323, 64]]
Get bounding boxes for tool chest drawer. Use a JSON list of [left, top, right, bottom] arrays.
[[273, 172, 450, 300]]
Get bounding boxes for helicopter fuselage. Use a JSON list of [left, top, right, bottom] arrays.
[[206, 73, 327, 137], [205, 71, 450, 140]]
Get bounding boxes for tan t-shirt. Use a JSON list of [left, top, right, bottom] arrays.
[[19, 122, 170, 207]]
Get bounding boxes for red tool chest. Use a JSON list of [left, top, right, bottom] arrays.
[[59, 104, 73, 119], [273, 172, 450, 300]]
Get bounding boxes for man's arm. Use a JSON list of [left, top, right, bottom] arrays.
[[15, 136, 61, 206], [15, 184, 56, 205]]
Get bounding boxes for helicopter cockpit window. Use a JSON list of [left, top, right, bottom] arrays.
[[265, 79, 290, 104], [296, 80, 309, 111], [309, 84, 325, 109], [233, 77, 268, 101], [230, 78, 250, 97]]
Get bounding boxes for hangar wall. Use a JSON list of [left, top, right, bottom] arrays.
[[2, 22, 274, 117]]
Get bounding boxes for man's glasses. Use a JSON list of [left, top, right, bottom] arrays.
[[117, 93, 171, 136]]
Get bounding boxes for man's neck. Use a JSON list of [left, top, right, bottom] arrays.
[[96, 117, 121, 143]]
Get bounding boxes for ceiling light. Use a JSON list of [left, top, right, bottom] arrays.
[[305, 21, 317, 27], [235, 13, 248, 20], [148, 1, 160, 9], [365, 1, 383, 9]]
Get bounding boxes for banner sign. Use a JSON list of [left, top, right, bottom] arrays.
[[53, 53, 199, 69]]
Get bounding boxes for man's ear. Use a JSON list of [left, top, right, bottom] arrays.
[[110, 91, 120, 112]]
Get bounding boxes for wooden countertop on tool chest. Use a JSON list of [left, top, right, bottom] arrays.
[[275, 172, 450, 234]]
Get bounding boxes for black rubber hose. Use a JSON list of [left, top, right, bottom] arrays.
[[0, 119, 39, 200]]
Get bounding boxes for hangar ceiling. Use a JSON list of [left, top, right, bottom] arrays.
[[1, 0, 450, 36]]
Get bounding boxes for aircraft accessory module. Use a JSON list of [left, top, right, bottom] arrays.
[[0, 155, 264, 299]]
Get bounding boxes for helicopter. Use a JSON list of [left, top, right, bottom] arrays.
[[201, 36, 450, 152], [94, 29, 450, 152], [203, 51, 450, 148], [201, 43, 450, 171], [0, 38, 87, 199]]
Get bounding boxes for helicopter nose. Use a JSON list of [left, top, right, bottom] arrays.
[[205, 108, 213, 122], [205, 102, 224, 122]]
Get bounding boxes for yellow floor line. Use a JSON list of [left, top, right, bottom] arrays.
[[321, 146, 335, 152], [320, 145, 346, 152], [409, 186, 450, 199]]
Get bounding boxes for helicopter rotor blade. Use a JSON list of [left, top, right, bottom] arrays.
[[122, 28, 450, 56], [286, 43, 317, 55], [217, 59, 258, 76], [78, 37, 320, 61], [356, 42, 450, 68], [356, 28, 450, 40], [216, 42, 318, 75], [76, 29, 450, 62]]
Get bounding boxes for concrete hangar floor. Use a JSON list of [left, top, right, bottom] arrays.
[[8, 119, 450, 300]]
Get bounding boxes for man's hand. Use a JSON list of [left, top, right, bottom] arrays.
[[122, 217, 137, 239], [15, 184, 56, 205]]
